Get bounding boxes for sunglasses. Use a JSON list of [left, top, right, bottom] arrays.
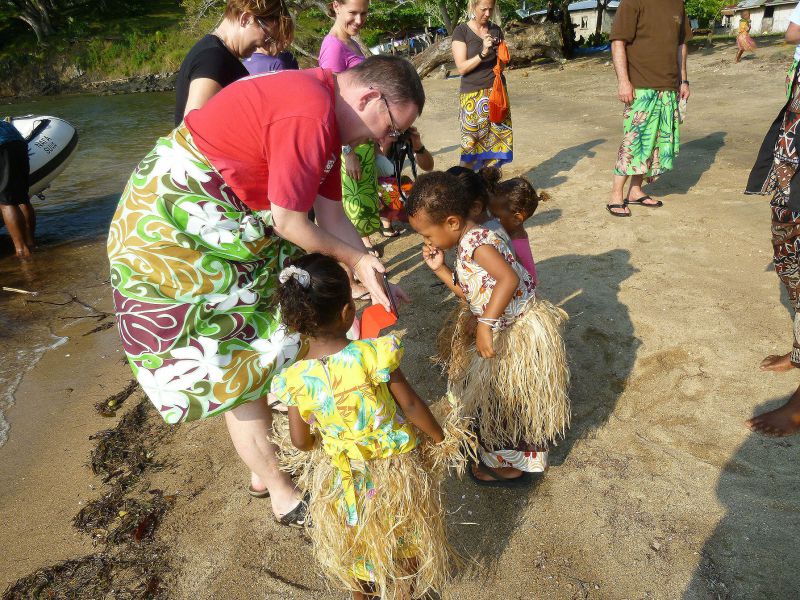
[[255, 17, 272, 37]]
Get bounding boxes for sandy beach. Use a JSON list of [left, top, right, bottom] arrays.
[[1, 39, 799, 599]]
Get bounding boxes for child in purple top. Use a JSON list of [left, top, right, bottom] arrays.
[[243, 49, 299, 74]]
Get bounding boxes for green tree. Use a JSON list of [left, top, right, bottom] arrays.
[[685, 0, 725, 27]]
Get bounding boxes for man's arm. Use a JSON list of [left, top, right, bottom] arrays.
[[678, 43, 690, 100], [611, 40, 634, 104]]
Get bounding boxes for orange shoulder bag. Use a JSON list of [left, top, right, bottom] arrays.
[[488, 40, 510, 124]]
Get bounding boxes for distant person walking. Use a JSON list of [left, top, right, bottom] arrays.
[[605, 0, 692, 217], [745, 6, 800, 437], [735, 11, 757, 64], [451, 0, 513, 169], [0, 120, 34, 258], [173, 0, 293, 125]]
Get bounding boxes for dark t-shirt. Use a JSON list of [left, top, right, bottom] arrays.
[[452, 22, 504, 94], [610, 0, 693, 91], [174, 35, 249, 125]]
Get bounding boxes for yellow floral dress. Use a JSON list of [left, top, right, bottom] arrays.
[[270, 335, 420, 581]]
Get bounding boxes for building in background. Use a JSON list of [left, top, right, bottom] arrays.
[[520, 1, 620, 38], [726, 0, 797, 34]]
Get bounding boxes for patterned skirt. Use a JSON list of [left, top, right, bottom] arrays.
[[342, 142, 381, 236], [614, 89, 680, 181], [107, 124, 305, 423], [459, 88, 513, 166], [737, 32, 757, 52]]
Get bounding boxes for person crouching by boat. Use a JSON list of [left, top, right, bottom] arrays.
[[0, 119, 34, 259]]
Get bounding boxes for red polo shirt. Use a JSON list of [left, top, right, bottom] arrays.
[[185, 67, 342, 211]]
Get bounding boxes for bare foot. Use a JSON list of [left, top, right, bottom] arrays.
[[747, 387, 800, 437], [760, 352, 797, 372], [471, 462, 524, 481]]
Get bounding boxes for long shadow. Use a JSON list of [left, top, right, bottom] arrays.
[[391, 247, 639, 578], [525, 139, 606, 189], [645, 132, 726, 197], [683, 398, 800, 599]]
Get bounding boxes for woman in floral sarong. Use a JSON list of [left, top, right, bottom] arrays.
[[451, 0, 513, 169], [107, 57, 424, 524]]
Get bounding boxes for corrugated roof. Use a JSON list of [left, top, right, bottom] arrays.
[[522, 0, 620, 17], [734, 0, 796, 8]]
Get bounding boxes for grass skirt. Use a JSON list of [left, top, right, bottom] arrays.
[[447, 298, 570, 448], [274, 402, 474, 599]]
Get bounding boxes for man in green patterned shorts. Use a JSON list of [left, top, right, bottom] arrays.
[[606, 0, 692, 217]]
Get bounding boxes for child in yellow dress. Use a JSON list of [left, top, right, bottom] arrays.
[[408, 171, 569, 484], [736, 11, 757, 64], [270, 253, 468, 600]]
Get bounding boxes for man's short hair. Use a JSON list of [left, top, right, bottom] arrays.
[[349, 55, 425, 115]]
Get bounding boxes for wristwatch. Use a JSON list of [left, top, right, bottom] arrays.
[[414, 145, 427, 155], [342, 144, 353, 156], [681, 80, 690, 85], [478, 50, 487, 59]]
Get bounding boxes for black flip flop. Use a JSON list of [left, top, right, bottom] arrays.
[[606, 202, 631, 217], [627, 195, 663, 207], [467, 461, 532, 488], [276, 493, 310, 528]]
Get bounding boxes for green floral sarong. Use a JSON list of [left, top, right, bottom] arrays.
[[614, 89, 680, 181], [107, 124, 305, 423], [342, 142, 381, 236]]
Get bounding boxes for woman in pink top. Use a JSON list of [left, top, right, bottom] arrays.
[[319, 0, 390, 274]]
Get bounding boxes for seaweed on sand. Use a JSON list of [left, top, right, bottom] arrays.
[[1, 397, 176, 600], [1, 547, 169, 600]]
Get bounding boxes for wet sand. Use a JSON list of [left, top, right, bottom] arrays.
[[1, 40, 798, 599]]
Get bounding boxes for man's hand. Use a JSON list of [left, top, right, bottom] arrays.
[[679, 82, 690, 100], [618, 80, 634, 104]]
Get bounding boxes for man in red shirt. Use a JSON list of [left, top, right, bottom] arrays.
[[185, 56, 424, 279], [108, 55, 425, 525]]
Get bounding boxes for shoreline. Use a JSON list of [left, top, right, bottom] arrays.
[[0, 72, 177, 104]]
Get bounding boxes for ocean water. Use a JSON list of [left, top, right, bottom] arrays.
[[0, 91, 175, 447]]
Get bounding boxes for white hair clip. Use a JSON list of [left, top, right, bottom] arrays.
[[278, 265, 311, 288]]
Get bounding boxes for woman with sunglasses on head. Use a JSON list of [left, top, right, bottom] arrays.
[[319, 0, 388, 266], [174, 0, 294, 125]]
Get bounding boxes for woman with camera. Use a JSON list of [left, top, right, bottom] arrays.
[[451, 0, 513, 169]]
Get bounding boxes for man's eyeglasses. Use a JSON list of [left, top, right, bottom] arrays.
[[380, 95, 404, 139]]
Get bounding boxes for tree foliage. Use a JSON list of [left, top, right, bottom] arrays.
[[685, 0, 725, 27]]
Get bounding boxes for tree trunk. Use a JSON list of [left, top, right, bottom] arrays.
[[594, 0, 609, 37], [411, 22, 565, 78], [13, 0, 54, 44], [559, 0, 575, 58], [439, 1, 454, 35]]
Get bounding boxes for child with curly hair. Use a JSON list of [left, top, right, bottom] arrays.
[[408, 171, 569, 485], [270, 252, 469, 599]]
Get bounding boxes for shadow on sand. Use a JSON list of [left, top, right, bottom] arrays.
[[683, 397, 800, 599], [525, 139, 606, 189], [645, 132, 727, 197]]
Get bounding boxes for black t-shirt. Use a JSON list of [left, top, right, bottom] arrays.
[[174, 35, 249, 125], [452, 22, 504, 94]]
